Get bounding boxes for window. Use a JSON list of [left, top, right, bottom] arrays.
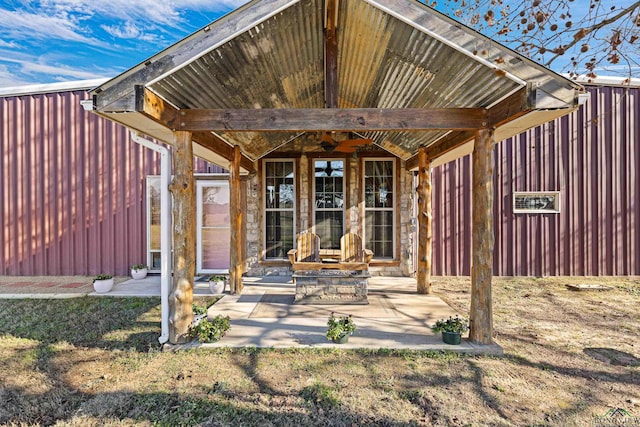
[[264, 160, 295, 259], [146, 176, 161, 270], [314, 160, 344, 249], [513, 191, 561, 214], [363, 159, 394, 259]]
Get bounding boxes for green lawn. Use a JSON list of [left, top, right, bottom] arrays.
[[1, 277, 639, 426]]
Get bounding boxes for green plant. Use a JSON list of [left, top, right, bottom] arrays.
[[192, 304, 207, 316], [326, 312, 356, 341], [208, 275, 226, 282], [131, 264, 147, 270], [431, 315, 469, 334], [94, 274, 113, 281], [189, 315, 231, 343]]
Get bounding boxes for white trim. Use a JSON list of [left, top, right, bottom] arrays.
[[196, 180, 231, 274], [513, 191, 561, 214], [563, 74, 640, 88], [146, 176, 162, 273], [0, 78, 109, 97], [362, 158, 396, 260], [262, 159, 297, 260], [312, 158, 346, 249]]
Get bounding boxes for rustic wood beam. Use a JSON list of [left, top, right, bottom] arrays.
[[416, 147, 432, 294], [469, 128, 495, 345], [486, 86, 532, 128], [135, 85, 179, 128], [191, 131, 255, 172], [168, 130, 195, 343], [325, 0, 339, 108], [406, 131, 476, 169], [133, 87, 255, 172], [229, 145, 244, 294], [176, 108, 488, 132]]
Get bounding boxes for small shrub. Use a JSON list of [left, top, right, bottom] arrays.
[[192, 304, 207, 316], [131, 264, 147, 270], [94, 274, 113, 281], [326, 312, 356, 341], [208, 275, 226, 282], [189, 315, 230, 343], [431, 315, 469, 334]]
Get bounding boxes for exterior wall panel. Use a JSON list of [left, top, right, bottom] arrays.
[[1, 89, 222, 276], [432, 84, 640, 276]]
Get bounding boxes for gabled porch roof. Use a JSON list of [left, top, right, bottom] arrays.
[[88, 0, 584, 171]]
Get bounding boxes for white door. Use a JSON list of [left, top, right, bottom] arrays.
[[196, 181, 231, 274]]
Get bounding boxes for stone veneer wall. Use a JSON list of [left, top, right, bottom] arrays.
[[243, 156, 417, 277]]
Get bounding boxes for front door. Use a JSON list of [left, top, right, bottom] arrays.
[[196, 180, 231, 274]]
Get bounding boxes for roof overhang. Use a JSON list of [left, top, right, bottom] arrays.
[[87, 0, 583, 169]]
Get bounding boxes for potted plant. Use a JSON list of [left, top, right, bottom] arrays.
[[93, 274, 114, 293], [326, 312, 357, 344], [431, 315, 469, 345], [130, 264, 148, 280], [208, 275, 226, 294]]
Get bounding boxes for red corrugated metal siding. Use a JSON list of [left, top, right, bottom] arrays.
[[0, 89, 225, 276], [432, 84, 640, 276]]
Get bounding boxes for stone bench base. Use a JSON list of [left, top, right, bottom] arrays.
[[293, 270, 369, 304]]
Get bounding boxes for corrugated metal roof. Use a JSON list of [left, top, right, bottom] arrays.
[[91, 0, 582, 163]]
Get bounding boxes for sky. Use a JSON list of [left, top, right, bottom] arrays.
[[0, 0, 637, 89], [0, 0, 248, 88]]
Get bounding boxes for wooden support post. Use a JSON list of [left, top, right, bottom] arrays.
[[168, 130, 195, 343], [469, 128, 495, 345], [416, 147, 432, 294], [229, 145, 244, 294]]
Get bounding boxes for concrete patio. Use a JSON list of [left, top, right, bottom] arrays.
[[154, 275, 503, 355]]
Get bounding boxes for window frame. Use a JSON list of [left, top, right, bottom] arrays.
[[362, 158, 396, 260], [312, 158, 346, 249], [513, 191, 561, 214], [262, 159, 297, 260]]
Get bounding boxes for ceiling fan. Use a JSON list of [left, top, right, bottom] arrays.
[[320, 132, 373, 153]]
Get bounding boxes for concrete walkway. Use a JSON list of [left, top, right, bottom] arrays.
[[0, 274, 502, 354], [173, 276, 503, 355]]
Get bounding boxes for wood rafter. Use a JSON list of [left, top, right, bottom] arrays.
[[325, 0, 339, 108], [176, 108, 489, 132], [406, 87, 531, 168], [406, 131, 475, 169], [486, 86, 532, 128], [191, 131, 255, 172], [134, 86, 254, 172]]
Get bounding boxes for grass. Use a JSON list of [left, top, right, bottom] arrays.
[[0, 277, 639, 426]]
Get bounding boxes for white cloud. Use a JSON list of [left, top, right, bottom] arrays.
[[0, 64, 32, 87], [0, 38, 19, 48], [101, 21, 160, 42], [0, 50, 118, 83], [0, 8, 107, 47]]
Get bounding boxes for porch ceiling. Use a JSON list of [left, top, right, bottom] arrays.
[[89, 0, 583, 167]]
